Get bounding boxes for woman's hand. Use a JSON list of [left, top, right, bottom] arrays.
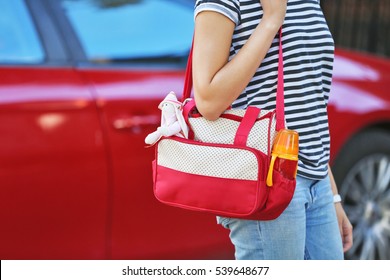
[[328, 165, 353, 252], [260, 0, 288, 30], [335, 203, 354, 252]]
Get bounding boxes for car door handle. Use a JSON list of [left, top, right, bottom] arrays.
[[113, 115, 160, 130]]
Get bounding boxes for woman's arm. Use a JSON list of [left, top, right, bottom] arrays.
[[193, 0, 287, 120], [328, 165, 354, 252]]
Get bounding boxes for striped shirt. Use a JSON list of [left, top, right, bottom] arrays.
[[194, 0, 335, 180]]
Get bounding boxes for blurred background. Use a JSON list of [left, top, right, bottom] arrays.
[[0, 0, 389, 260], [322, 0, 390, 58]]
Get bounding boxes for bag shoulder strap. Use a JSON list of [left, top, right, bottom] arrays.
[[181, 29, 285, 131], [275, 29, 285, 131]]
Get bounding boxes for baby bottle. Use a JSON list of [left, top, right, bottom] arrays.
[[266, 129, 299, 187]]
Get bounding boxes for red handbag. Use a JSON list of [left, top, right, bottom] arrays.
[[151, 30, 297, 220]]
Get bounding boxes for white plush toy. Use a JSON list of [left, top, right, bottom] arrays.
[[145, 92, 188, 145]]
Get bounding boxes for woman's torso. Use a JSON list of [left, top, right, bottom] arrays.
[[195, 0, 335, 179]]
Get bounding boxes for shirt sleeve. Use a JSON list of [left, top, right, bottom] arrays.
[[194, 0, 240, 26]]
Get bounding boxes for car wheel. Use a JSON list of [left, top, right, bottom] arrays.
[[332, 129, 390, 260]]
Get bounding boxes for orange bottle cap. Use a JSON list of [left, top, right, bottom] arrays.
[[272, 129, 299, 156]]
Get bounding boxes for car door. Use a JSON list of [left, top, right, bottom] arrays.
[[0, 0, 109, 259], [55, 0, 234, 259]]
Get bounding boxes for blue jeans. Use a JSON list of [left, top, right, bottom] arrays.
[[217, 175, 344, 260]]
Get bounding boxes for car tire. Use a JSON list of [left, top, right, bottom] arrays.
[[332, 129, 390, 260]]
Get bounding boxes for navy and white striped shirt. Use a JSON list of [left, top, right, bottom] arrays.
[[195, 0, 334, 180]]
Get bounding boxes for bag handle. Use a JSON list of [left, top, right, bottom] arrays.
[[181, 29, 285, 131], [233, 106, 262, 147]]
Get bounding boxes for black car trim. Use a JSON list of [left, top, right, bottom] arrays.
[[25, 0, 70, 65], [41, 0, 88, 63]]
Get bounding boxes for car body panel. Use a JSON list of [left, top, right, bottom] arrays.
[[79, 68, 233, 259], [0, 67, 109, 259], [328, 50, 390, 162]]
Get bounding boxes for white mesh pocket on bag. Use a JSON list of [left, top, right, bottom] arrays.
[[189, 109, 277, 154], [247, 113, 277, 154], [157, 138, 259, 181], [189, 117, 240, 144]]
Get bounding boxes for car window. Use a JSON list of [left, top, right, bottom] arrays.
[[0, 0, 45, 64], [61, 0, 194, 63]]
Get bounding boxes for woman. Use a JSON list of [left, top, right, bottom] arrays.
[[192, 0, 353, 259]]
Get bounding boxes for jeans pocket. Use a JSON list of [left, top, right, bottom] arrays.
[[217, 216, 232, 229]]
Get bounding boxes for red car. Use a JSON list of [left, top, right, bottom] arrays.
[[0, 0, 389, 260]]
